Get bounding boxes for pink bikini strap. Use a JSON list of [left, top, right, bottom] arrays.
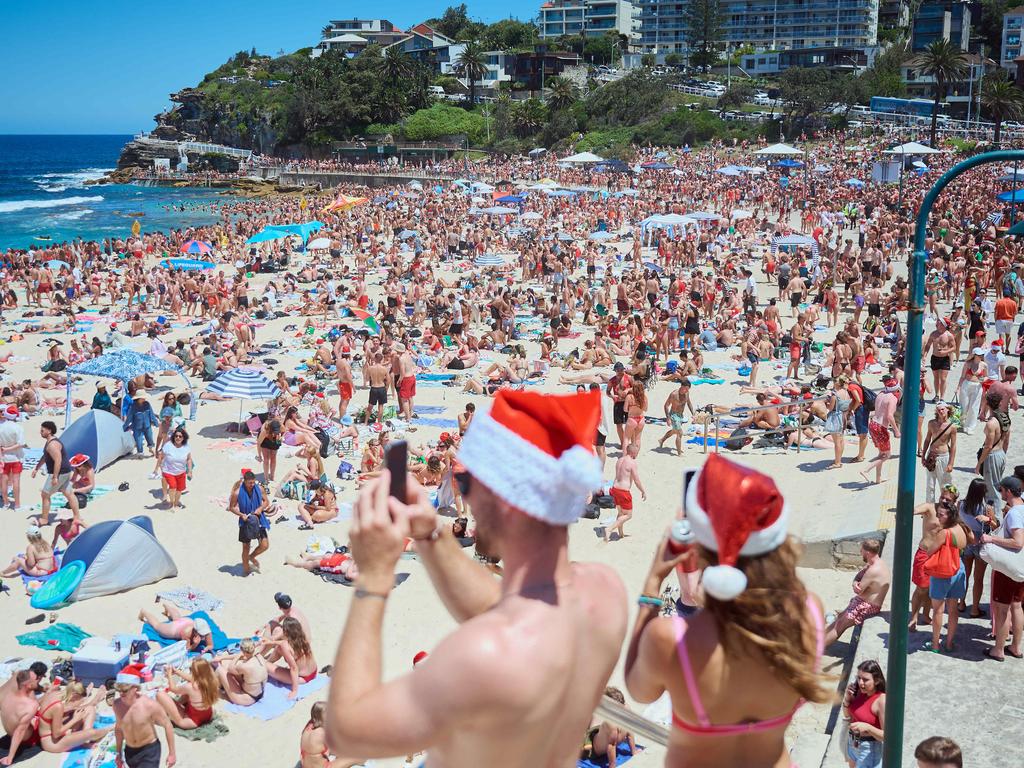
[[672, 615, 711, 728]]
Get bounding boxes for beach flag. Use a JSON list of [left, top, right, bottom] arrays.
[[349, 308, 380, 335], [131, 219, 141, 237], [300, 196, 308, 211]]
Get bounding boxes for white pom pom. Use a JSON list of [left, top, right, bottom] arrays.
[[702, 565, 747, 601], [558, 445, 602, 493]]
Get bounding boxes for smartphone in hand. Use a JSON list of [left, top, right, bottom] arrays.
[[385, 440, 408, 503]]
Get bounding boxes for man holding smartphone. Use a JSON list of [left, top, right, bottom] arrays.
[[326, 390, 628, 767]]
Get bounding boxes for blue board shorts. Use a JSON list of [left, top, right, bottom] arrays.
[[853, 405, 868, 436], [929, 562, 967, 600]]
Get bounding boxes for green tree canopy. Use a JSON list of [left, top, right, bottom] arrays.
[[479, 19, 538, 51], [686, 0, 724, 70]]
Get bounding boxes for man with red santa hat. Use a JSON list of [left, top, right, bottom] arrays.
[[324, 389, 628, 768]]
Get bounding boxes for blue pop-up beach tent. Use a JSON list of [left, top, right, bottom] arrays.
[[60, 410, 134, 471]]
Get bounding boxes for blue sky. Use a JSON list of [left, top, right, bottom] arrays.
[[0, 0, 521, 134]]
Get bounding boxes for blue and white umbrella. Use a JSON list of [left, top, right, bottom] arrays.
[[589, 230, 616, 241], [207, 368, 281, 431], [398, 229, 418, 239], [46, 259, 70, 271], [845, 178, 865, 188], [474, 253, 507, 268]]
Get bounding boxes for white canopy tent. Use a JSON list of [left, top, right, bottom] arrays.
[[754, 143, 803, 156], [883, 141, 941, 156], [560, 151, 605, 164]]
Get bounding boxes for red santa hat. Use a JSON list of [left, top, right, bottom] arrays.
[[115, 663, 146, 687], [683, 454, 790, 601], [458, 390, 602, 525]]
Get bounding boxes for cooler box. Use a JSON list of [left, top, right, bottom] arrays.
[[72, 641, 128, 687]]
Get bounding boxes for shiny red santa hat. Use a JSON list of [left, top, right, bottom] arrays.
[[459, 390, 602, 525], [683, 454, 789, 600]]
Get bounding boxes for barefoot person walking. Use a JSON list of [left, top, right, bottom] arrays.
[[324, 390, 628, 768]]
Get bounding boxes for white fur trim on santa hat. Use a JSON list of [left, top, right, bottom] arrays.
[[115, 672, 141, 686], [702, 565, 748, 601], [683, 466, 789, 558], [459, 408, 601, 526]]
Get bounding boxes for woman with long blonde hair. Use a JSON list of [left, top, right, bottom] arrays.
[[624, 455, 830, 768], [36, 680, 111, 752], [156, 658, 219, 729]]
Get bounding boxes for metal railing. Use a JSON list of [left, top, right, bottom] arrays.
[[702, 391, 837, 456]]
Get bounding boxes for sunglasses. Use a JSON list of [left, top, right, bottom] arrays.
[[455, 471, 472, 496]]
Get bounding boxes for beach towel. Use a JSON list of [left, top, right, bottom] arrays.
[[17, 623, 91, 653], [60, 718, 116, 768], [416, 372, 456, 382], [174, 716, 230, 742], [19, 551, 64, 587], [689, 377, 725, 385], [155, 586, 224, 615], [30, 485, 114, 512], [141, 611, 239, 653], [412, 417, 459, 429], [579, 741, 641, 768], [413, 405, 447, 414], [222, 675, 329, 720], [278, 502, 354, 528]]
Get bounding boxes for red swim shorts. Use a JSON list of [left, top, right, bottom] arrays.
[[912, 547, 930, 589], [2, 462, 22, 475], [163, 472, 187, 491], [868, 421, 890, 453], [319, 552, 350, 573], [610, 487, 633, 511], [841, 596, 881, 625], [399, 376, 416, 400], [789, 343, 801, 361], [338, 381, 353, 401]]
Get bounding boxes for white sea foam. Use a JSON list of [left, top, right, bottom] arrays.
[[0, 196, 104, 214], [32, 168, 113, 191], [53, 209, 93, 221]]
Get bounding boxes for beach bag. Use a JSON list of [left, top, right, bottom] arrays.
[[723, 427, 752, 451], [860, 386, 877, 413], [922, 531, 960, 579], [980, 542, 1024, 581], [336, 461, 354, 480], [239, 515, 261, 541]]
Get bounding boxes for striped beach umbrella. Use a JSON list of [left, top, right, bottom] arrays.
[[207, 368, 281, 432], [474, 253, 506, 268], [348, 308, 381, 335], [179, 239, 214, 255]]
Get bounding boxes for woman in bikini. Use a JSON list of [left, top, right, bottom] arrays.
[[299, 702, 333, 768], [623, 380, 648, 452], [156, 658, 219, 730], [37, 681, 111, 753], [138, 601, 212, 652], [2, 526, 56, 578], [256, 419, 283, 482], [624, 455, 831, 768], [259, 617, 317, 700], [282, 406, 323, 457], [215, 638, 268, 706]]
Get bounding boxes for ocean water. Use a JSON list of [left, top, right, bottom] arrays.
[[0, 135, 227, 250]]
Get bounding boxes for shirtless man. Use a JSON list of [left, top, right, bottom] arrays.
[[1, 671, 39, 765], [112, 670, 175, 768], [921, 402, 957, 503], [365, 355, 389, 425], [396, 345, 417, 423], [824, 539, 891, 645], [257, 592, 312, 648], [785, 272, 806, 318], [607, 443, 647, 542], [0, 663, 45, 711], [324, 390, 628, 768], [336, 351, 354, 418], [860, 377, 899, 485], [923, 320, 956, 401], [786, 314, 808, 380], [907, 488, 961, 633], [658, 380, 696, 456], [737, 393, 781, 431]]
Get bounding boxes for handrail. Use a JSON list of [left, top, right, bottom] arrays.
[[706, 392, 838, 455]]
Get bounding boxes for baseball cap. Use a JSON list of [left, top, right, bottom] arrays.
[[971, 347, 984, 355], [274, 592, 292, 609], [26, 524, 40, 536], [999, 476, 1023, 496], [192, 618, 211, 636]]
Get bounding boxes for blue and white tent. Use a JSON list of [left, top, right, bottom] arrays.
[[770, 234, 820, 267], [60, 410, 134, 471]]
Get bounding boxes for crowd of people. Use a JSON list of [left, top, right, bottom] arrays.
[[1, 130, 1018, 768]]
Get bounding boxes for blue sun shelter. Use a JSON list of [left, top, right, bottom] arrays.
[[31, 516, 177, 608], [60, 409, 134, 471]]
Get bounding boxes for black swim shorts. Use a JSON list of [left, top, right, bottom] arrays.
[[368, 386, 388, 406], [125, 741, 161, 768]]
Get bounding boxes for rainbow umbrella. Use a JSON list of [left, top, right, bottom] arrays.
[[323, 194, 369, 213], [179, 239, 214, 255], [348, 308, 380, 335]]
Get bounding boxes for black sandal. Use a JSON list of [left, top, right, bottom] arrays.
[[1005, 647, 1023, 659], [984, 649, 1005, 662]]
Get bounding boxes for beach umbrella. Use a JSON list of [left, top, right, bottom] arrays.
[[730, 210, 753, 220], [716, 166, 743, 176], [207, 368, 282, 432], [46, 259, 70, 271], [813, 164, 832, 173], [883, 141, 941, 156], [246, 228, 290, 245], [589, 230, 616, 241], [561, 151, 605, 164], [537, 177, 559, 186], [528, 147, 547, 157], [641, 161, 674, 170], [997, 190, 1024, 202], [159, 258, 215, 271], [520, 212, 544, 221], [398, 229, 418, 239], [474, 253, 506, 268], [685, 212, 721, 221], [179, 239, 214, 255], [482, 206, 518, 215], [754, 142, 803, 156], [346, 308, 381, 335], [495, 194, 526, 204], [306, 237, 331, 250], [773, 159, 804, 168], [845, 178, 866, 188]]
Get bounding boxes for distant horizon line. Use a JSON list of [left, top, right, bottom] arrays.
[[0, 133, 137, 137]]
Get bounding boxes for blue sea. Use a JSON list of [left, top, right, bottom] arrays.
[[0, 135, 226, 250]]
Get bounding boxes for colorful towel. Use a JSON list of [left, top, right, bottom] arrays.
[[60, 717, 116, 768], [155, 586, 224, 615], [222, 675, 329, 720], [174, 715, 229, 741], [141, 611, 240, 653], [30, 485, 114, 512], [578, 741, 641, 768], [416, 372, 455, 382], [277, 502, 354, 528], [16, 623, 92, 653]]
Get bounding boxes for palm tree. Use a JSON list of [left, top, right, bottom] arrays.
[[379, 46, 413, 84], [545, 76, 578, 111], [511, 99, 548, 137], [455, 43, 488, 106], [911, 39, 968, 146], [982, 70, 1024, 146], [321, 24, 333, 40]]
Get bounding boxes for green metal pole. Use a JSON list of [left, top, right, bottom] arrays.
[[886, 149, 1024, 768]]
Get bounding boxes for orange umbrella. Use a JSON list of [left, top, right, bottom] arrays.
[[322, 194, 368, 213]]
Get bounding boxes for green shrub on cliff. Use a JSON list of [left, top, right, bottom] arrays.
[[401, 104, 486, 144]]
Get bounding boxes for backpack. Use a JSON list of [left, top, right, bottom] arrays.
[[860, 385, 878, 413]]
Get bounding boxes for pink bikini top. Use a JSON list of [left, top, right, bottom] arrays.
[[670, 595, 824, 736]]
